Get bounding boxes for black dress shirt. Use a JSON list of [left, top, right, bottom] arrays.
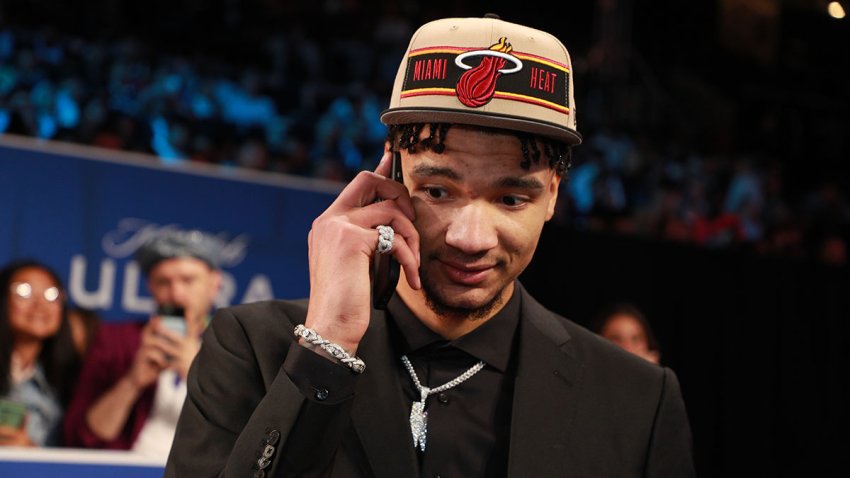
[[386, 287, 521, 478]]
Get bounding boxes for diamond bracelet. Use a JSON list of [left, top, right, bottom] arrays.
[[293, 324, 366, 374]]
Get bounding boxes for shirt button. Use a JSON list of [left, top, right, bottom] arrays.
[[315, 388, 329, 401], [437, 392, 449, 404], [254, 470, 266, 478]]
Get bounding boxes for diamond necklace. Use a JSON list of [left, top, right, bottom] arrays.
[[400, 355, 485, 452]]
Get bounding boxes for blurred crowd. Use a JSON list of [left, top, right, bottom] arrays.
[[554, 122, 850, 267], [0, 230, 219, 454], [1, 9, 848, 268], [0, 11, 405, 179]]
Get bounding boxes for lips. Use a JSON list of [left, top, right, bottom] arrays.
[[27, 315, 51, 325], [440, 260, 496, 286], [16, 314, 60, 337]]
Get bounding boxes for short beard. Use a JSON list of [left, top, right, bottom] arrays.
[[421, 277, 506, 321]]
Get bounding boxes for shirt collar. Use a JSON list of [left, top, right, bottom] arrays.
[[11, 360, 51, 392], [386, 284, 521, 373], [30, 364, 52, 392]]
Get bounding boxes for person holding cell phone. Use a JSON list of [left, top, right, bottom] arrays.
[[0, 259, 80, 447], [63, 231, 222, 459], [167, 14, 696, 477]]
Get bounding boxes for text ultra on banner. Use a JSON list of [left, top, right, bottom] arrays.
[[0, 136, 339, 322]]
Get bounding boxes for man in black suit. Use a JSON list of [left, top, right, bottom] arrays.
[[166, 14, 696, 477]]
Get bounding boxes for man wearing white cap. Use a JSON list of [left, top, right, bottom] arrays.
[[166, 15, 696, 477]]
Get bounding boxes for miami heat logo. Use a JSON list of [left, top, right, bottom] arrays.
[[397, 38, 567, 115], [454, 37, 523, 108]]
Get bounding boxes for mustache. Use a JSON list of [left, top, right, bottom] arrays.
[[427, 248, 504, 268]]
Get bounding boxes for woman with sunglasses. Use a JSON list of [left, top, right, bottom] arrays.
[[0, 259, 80, 446]]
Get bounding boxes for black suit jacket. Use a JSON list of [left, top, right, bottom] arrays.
[[165, 283, 696, 477]]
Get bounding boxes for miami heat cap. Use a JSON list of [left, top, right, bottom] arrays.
[[381, 14, 582, 145]]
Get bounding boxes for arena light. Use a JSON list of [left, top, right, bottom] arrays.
[[828, 1, 846, 19]]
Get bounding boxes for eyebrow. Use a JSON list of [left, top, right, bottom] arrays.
[[410, 164, 545, 191], [495, 176, 546, 192], [410, 165, 461, 180]]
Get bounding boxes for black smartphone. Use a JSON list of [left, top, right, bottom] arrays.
[[371, 151, 403, 310], [157, 304, 187, 336]]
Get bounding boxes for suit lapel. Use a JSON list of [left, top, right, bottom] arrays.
[[508, 286, 583, 477], [351, 309, 419, 478]]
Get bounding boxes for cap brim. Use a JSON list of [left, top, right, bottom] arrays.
[[381, 107, 583, 146]]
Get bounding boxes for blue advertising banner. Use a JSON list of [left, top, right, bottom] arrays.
[[0, 135, 341, 322]]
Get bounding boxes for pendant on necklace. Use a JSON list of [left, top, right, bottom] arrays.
[[409, 387, 430, 452]]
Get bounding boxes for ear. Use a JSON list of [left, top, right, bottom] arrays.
[[544, 173, 562, 221], [209, 270, 223, 299]]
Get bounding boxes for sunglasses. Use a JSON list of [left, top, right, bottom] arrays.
[[10, 282, 64, 303]]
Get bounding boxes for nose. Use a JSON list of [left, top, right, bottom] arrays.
[[172, 285, 189, 307], [32, 295, 56, 310], [444, 201, 499, 255], [161, 283, 188, 309]]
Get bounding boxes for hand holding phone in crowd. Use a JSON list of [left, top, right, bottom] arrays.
[[153, 305, 201, 381], [0, 399, 33, 447]]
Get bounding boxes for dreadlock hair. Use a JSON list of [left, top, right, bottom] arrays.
[[387, 123, 572, 176]]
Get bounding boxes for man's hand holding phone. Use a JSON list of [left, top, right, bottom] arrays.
[[129, 305, 201, 386], [153, 305, 201, 380], [304, 150, 421, 356]]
